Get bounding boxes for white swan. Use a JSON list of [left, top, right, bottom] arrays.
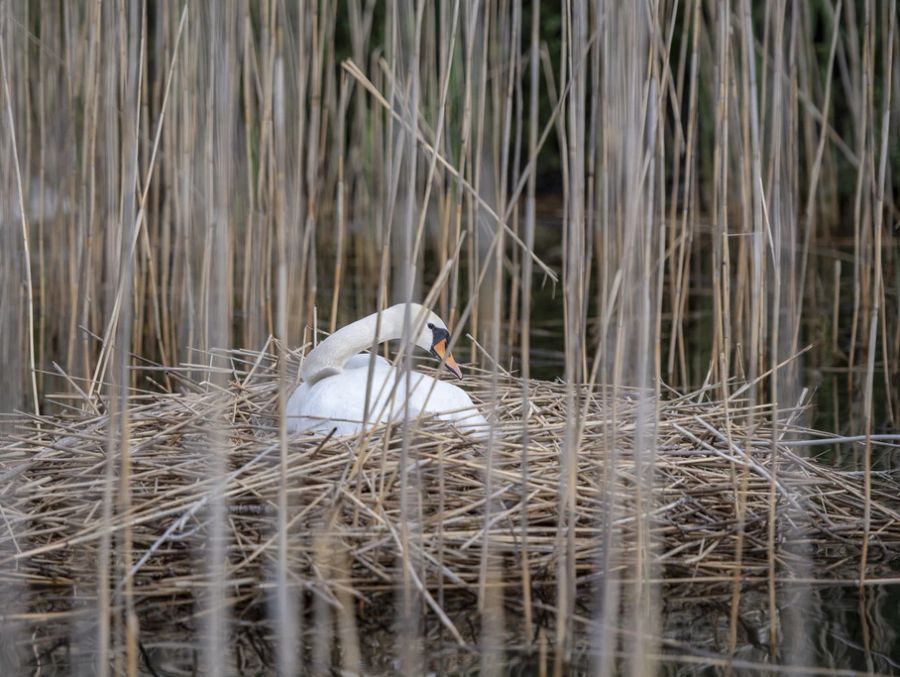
[[286, 303, 489, 438]]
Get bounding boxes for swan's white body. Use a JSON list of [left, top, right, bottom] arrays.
[[286, 304, 488, 438]]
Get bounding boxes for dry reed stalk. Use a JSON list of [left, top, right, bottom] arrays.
[[0, 11, 39, 418], [273, 7, 299, 671], [516, 0, 541, 649]]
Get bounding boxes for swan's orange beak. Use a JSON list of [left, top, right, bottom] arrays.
[[432, 338, 463, 379]]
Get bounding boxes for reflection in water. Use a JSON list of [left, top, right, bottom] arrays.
[[782, 584, 900, 673]]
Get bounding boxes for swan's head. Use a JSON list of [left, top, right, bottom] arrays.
[[409, 305, 463, 379]]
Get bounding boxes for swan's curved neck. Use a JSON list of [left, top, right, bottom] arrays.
[[300, 305, 420, 383]]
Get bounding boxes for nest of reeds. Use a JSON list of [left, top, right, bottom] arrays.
[[1, 344, 898, 670]]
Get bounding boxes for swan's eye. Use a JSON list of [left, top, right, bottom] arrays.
[[429, 326, 450, 349], [427, 322, 434, 330]]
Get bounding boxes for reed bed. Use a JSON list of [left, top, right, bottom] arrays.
[[2, 0, 899, 672], [2, 344, 897, 673]]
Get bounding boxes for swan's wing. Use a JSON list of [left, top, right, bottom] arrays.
[[286, 362, 411, 435], [405, 374, 490, 439], [298, 354, 388, 386], [285, 363, 488, 439], [343, 352, 392, 371]]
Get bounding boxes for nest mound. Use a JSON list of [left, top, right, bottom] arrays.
[[1, 346, 898, 670]]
